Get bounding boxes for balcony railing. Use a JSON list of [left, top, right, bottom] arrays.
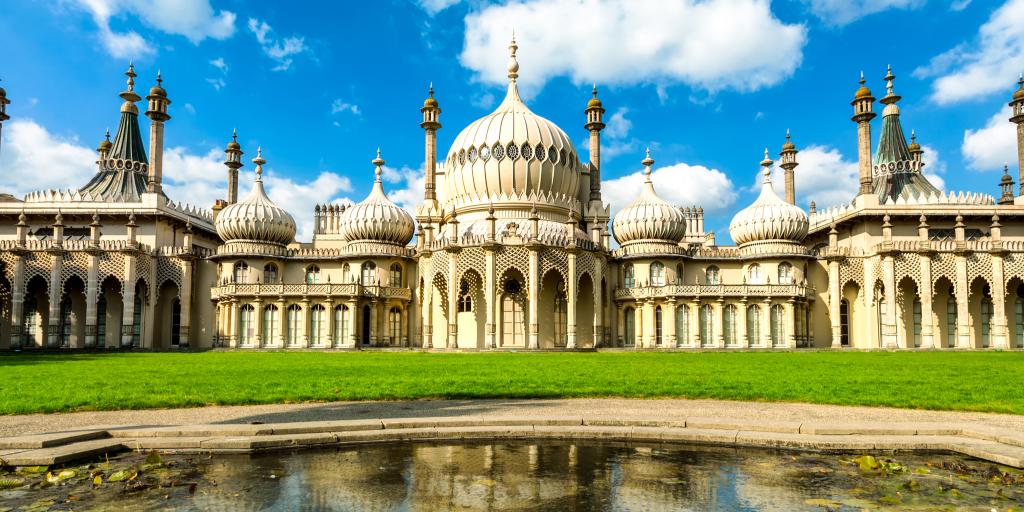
[[211, 282, 412, 301], [614, 283, 814, 300]]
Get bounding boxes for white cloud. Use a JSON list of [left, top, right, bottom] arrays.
[[0, 120, 97, 196], [584, 107, 641, 160], [919, 143, 947, 190], [963, 107, 1017, 171], [183, 103, 196, 114], [460, 0, 806, 97], [247, 18, 310, 72], [951, 0, 972, 10], [790, 145, 860, 209], [379, 165, 426, 215], [914, 0, 1024, 104], [801, 0, 925, 26], [416, 0, 461, 14], [602, 161, 737, 219], [209, 57, 228, 73], [72, 0, 236, 58], [602, 107, 632, 139], [205, 77, 226, 90], [330, 99, 361, 115]]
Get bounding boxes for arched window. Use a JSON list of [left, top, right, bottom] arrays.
[[59, 295, 72, 347], [23, 296, 39, 345], [233, 261, 249, 283], [287, 304, 302, 346], [263, 304, 279, 346], [361, 262, 377, 286], [389, 307, 402, 342], [675, 305, 689, 346], [946, 298, 957, 348], [624, 307, 636, 346], [705, 266, 720, 285], [239, 304, 255, 346], [334, 305, 349, 345], [655, 306, 663, 345], [777, 262, 794, 285], [700, 304, 714, 347], [981, 298, 993, 348], [747, 305, 761, 347], [747, 264, 763, 284], [132, 294, 143, 347], [839, 300, 850, 347], [554, 292, 568, 347], [675, 263, 684, 285], [770, 304, 786, 347], [310, 304, 326, 346], [623, 264, 635, 289], [170, 299, 181, 346], [263, 263, 278, 283], [723, 305, 738, 347], [912, 299, 922, 348], [458, 281, 473, 313], [342, 263, 351, 283], [305, 265, 320, 284], [502, 295, 525, 346], [96, 296, 107, 347], [650, 262, 665, 287], [389, 263, 403, 287]]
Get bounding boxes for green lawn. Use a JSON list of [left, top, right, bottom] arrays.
[[1, 351, 1022, 415]]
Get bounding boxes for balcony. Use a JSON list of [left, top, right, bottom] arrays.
[[614, 283, 814, 301], [211, 282, 412, 301]]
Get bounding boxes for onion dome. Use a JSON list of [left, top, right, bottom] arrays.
[[854, 72, 872, 100], [587, 83, 603, 109], [97, 129, 112, 154], [339, 149, 415, 246], [612, 149, 687, 247], [226, 128, 241, 151], [148, 71, 167, 98], [215, 147, 297, 247], [423, 83, 439, 108], [1014, 75, 1024, 101], [729, 150, 808, 247], [442, 35, 580, 211], [907, 129, 921, 153]]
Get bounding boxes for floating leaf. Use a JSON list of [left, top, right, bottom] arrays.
[[145, 451, 163, 465], [0, 477, 24, 489], [854, 455, 879, 471], [108, 469, 132, 482], [93, 475, 102, 486], [17, 466, 48, 474]]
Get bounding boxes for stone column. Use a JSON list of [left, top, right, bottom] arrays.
[[642, 299, 655, 349], [691, 299, 701, 348], [121, 255, 137, 347], [828, 259, 841, 347], [615, 304, 624, 346], [762, 298, 772, 347], [252, 299, 262, 348], [566, 251, 577, 349], [882, 255, 898, 348], [919, 255, 934, 348], [955, 254, 970, 348], [179, 260, 192, 346], [228, 300, 239, 348], [992, 254, 1008, 349], [738, 298, 749, 349], [85, 253, 99, 348], [276, 298, 286, 347], [10, 255, 24, 348], [484, 249, 496, 349], [369, 299, 378, 346], [862, 258, 875, 348], [528, 248, 539, 349], [422, 281, 433, 349], [325, 299, 335, 348], [665, 298, 677, 347], [348, 299, 359, 348], [593, 258, 603, 347], [141, 285, 156, 349], [447, 250, 458, 348], [713, 299, 724, 348], [785, 299, 797, 348], [300, 298, 310, 348], [213, 302, 221, 346], [48, 253, 62, 347]]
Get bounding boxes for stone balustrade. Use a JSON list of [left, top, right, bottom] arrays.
[[211, 282, 412, 301]]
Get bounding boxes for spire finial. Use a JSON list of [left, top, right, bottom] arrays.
[[232, 128, 237, 142], [1018, 72, 1023, 89], [859, 70, 865, 86], [507, 31, 519, 82], [104, 128, 111, 142], [125, 62, 136, 91], [372, 147, 385, 182], [641, 147, 654, 180], [911, 129, 916, 143], [592, 82, 598, 97], [252, 146, 265, 179], [156, 69, 162, 86], [429, 81, 434, 97], [760, 147, 774, 180]]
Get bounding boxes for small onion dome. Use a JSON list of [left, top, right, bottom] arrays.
[[781, 129, 796, 151], [339, 149, 415, 246], [1014, 75, 1024, 100], [98, 129, 112, 153], [729, 150, 809, 246], [215, 147, 297, 247], [612, 149, 687, 246], [854, 72, 872, 100], [587, 83, 603, 109], [226, 128, 241, 151], [907, 129, 922, 153], [423, 83, 439, 108], [148, 71, 167, 98]]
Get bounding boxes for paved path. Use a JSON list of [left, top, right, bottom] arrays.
[[1, 398, 1022, 437]]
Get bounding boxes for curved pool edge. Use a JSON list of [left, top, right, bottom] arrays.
[[2, 416, 1023, 468]]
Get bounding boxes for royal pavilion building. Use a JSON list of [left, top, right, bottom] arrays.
[[3, 39, 1024, 351]]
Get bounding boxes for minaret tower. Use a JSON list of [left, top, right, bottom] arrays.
[[778, 129, 798, 205], [851, 72, 877, 196], [224, 129, 243, 204], [908, 129, 924, 164], [585, 83, 606, 201], [145, 71, 171, 194], [97, 129, 112, 163], [0, 79, 9, 155], [1008, 74, 1024, 195], [421, 83, 441, 202]]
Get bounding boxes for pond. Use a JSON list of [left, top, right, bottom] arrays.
[[2, 441, 1023, 511]]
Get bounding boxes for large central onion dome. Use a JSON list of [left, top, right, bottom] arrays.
[[442, 36, 580, 211], [729, 150, 808, 249], [339, 150, 415, 246], [215, 147, 296, 247], [612, 150, 686, 248]]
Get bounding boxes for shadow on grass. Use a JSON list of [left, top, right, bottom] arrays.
[[216, 399, 555, 426]]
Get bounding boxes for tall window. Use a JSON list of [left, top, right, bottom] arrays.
[[233, 261, 248, 283], [132, 295, 143, 347], [770, 304, 785, 347], [287, 304, 302, 346], [675, 263, 684, 285], [839, 300, 850, 347], [60, 296, 72, 347], [239, 304, 255, 345], [623, 264, 635, 289], [650, 262, 665, 287], [502, 295, 525, 346], [263, 263, 278, 283], [305, 265, 320, 284], [553, 293, 568, 347], [170, 299, 181, 346], [389, 307, 402, 342], [912, 299, 922, 348], [778, 262, 794, 284], [981, 298, 993, 348], [705, 266, 720, 285], [723, 305, 737, 347], [389, 264, 403, 287], [263, 305, 279, 346], [342, 263, 351, 283], [747, 305, 761, 347], [23, 297, 39, 346], [361, 262, 376, 286], [334, 305, 349, 345], [96, 297, 107, 347], [747, 264, 763, 284], [655, 306, 663, 345], [623, 307, 635, 346], [1016, 297, 1024, 349], [946, 298, 957, 348], [310, 304, 326, 346], [700, 305, 714, 347], [675, 305, 689, 346], [458, 282, 473, 313]]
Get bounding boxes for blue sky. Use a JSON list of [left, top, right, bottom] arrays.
[[1, 0, 1022, 242]]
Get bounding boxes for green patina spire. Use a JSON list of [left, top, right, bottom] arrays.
[[870, 66, 940, 203]]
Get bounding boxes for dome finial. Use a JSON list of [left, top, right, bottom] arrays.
[[156, 69, 162, 87], [1018, 72, 1023, 90], [641, 147, 654, 180], [860, 70, 865, 86], [372, 147, 385, 182], [252, 146, 265, 179], [760, 148, 773, 181], [104, 128, 111, 142], [232, 128, 237, 142], [507, 31, 519, 82], [429, 81, 434, 97], [592, 82, 598, 97]]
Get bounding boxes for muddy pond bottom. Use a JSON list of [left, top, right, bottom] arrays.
[[2, 441, 1024, 511]]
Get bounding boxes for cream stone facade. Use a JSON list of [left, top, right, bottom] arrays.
[[3, 42, 1024, 351]]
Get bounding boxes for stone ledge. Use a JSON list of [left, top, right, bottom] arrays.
[[0, 430, 108, 449]]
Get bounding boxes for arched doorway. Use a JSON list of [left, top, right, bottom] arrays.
[[969, 277, 991, 348], [155, 280, 181, 349], [98, 276, 123, 348], [933, 276, 956, 348], [623, 306, 635, 347], [361, 305, 371, 346], [23, 276, 49, 348], [576, 273, 595, 348], [498, 270, 527, 348], [540, 269, 567, 348], [60, 275, 86, 348]]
